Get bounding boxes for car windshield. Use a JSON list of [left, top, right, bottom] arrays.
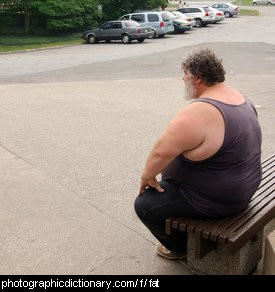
[[161, 11, 174, 21], [171, 12, 180, 19], [124, 20, 140, 27], [203, 7, 212, 12], [173, 11, 184, 18]]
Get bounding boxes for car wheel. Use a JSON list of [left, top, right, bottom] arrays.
[[195, 18, 203, 28], [122, 34, 131, 44], [224, 11, 231, 18], [88, 35, 97, 44], [173, 25, 179, 34], [253, 2, 257, 4], [267, 2, 271, 5], [137, 38, 145, 43], [148, 30, 157, 39], [105, 40, 111, 43], [158, 34, 165, 38]]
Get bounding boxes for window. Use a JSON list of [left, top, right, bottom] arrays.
[[221, 4, 228, 8], [185, 8, 194, 13], [192, 8, 201, 13], [180, 8, 188, 13], [101, 22, 112, 29], [131, 14, 145, 23], [212, 4, 219, 8], [120, 15, 130, 20], [148, 14, 159, 22], [112, 22, 122, 29], [124, 21, 139, 27]]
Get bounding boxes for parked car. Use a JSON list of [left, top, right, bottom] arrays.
[[253, 0, 275, 5], [118, 11, 174, 38], [170, 11, 196, 28], [206, 7, 225, 23], [177, 6, 215, 27], [211, 3, 240, 18], [82, 20, 154, 44], [165, 11, 192, 33]]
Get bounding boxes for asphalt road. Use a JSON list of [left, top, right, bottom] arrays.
[[0, 6, 274, 275]]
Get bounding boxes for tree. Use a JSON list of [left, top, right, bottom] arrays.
[[34, 0, 100, 31], [99, 0, 168, 22], [0, 0, 37, 33]]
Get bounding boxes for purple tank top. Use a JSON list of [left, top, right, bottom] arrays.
[[161, 97, 262, 217]]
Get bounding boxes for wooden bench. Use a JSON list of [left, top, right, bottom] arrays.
[[165, 153, 275, 274]]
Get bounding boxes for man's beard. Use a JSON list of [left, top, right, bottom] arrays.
[[183, 78, 197, 101]]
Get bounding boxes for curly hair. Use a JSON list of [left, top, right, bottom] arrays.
[[182, 49, 226, 85]]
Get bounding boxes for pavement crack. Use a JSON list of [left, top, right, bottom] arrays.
[[0, 142, 33, 167], [89, 255, 115, 273], [247, 89, 275, 97], [84, 199, 155, 245]]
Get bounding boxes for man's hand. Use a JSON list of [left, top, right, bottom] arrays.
[[139, 177, 164, 195]]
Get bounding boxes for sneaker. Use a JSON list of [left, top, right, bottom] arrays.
[[155, 243, 187, 260]]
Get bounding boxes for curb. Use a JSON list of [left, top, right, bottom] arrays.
[[0, 42, 84, 55]]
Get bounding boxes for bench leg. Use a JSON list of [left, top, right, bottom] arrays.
[[185, 230, 263, 275]]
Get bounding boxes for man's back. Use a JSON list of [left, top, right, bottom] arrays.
[[162, 96, 262, 217]]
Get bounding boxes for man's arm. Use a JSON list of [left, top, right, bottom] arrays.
[[139, 107, 204, 194]]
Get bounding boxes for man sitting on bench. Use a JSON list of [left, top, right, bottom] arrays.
[[134, 48, 262, 260]]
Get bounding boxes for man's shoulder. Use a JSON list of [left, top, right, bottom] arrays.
[[181, 100, 217, 114], [176, 100, 223, 124]]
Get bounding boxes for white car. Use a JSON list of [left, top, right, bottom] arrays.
[[171, 11, 196, 27], [177, 6, 215, 27], [253, 0, 275, 4]]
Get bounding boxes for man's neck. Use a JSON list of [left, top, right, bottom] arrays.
[[197, 82, 225, 98]]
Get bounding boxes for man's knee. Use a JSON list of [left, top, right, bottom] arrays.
[[134, 194, 147, 219]]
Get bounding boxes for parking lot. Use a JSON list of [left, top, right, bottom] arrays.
[[0, 4, 274, 275]]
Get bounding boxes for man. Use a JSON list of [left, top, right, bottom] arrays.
[[134, 49, 262, 260], [178, 1, 183, 9]]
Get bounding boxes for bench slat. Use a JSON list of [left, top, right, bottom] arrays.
[[262, 154, 275, 166], [203, 175, 274, 241], [227, 201, 275, 254], [199, 178, 274, 240], [217, 189, 274, 242]]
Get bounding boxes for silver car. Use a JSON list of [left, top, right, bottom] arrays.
[[82, 20, 154, 44], [211, 3, 240, 18], [207, 7, 225, 23], [119, 11, 174, 38]]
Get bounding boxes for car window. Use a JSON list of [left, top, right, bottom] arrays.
[[180, 8, 189, 13], [112, 22, 122, 29], [203, 7, 211, 12], [221, 4, 228, 8], [147, 14, 159, 22], [193, 8, 201, 13], [212, 4, 219, 8], [131, 14, 145, 23], [123, 21, 140, 27], [161, 11, 174, 21], [120, 15, 130, 20], [101, 22, 112, 29]]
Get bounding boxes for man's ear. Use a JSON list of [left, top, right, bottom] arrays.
[[193, 75, 202, 84]]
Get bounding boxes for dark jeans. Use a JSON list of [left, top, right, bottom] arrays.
[[134, 180, 207, 254]]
